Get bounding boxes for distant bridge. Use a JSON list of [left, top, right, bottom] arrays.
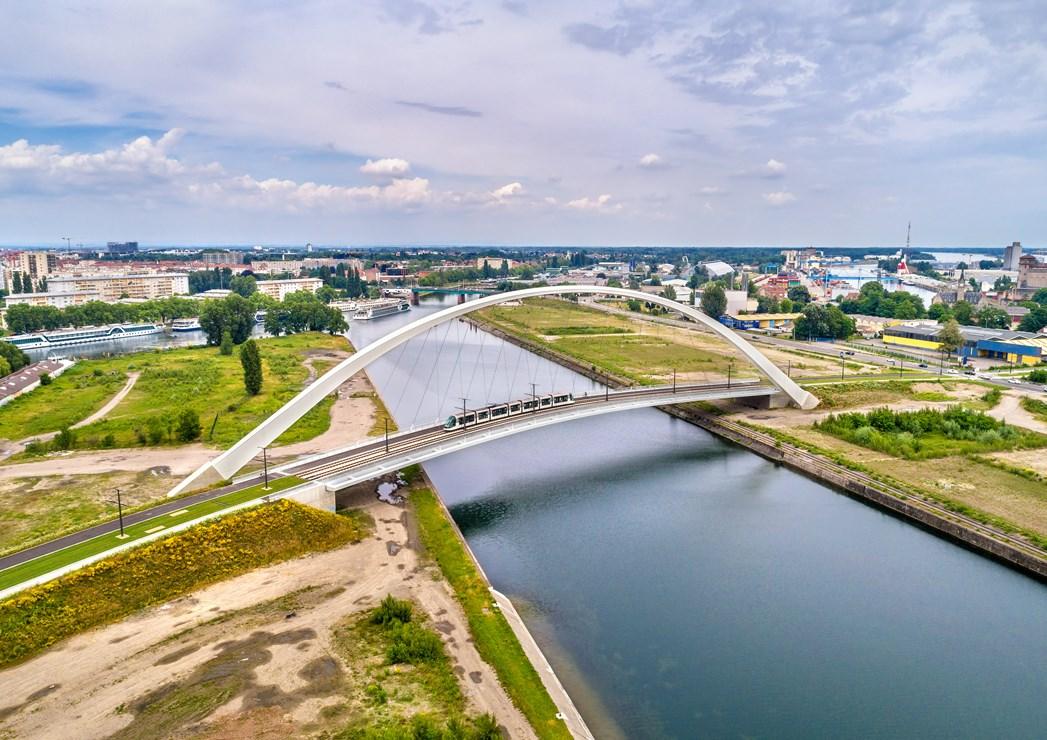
[[171, 285, 818, 496]]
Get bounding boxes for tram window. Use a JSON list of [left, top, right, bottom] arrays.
[[492, 407, 507, 417], [509, 403, 521, 413], [477, 411, 490, 421], [464, 413, 476, 423], [540, 397, 552, 407]]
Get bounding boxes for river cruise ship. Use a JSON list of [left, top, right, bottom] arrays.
[[171, 318, 202, 332], [352, 299, 411, 320], [6, 323, 164, 351]]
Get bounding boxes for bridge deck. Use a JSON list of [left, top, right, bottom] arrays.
[[274, 381, 778, 489]]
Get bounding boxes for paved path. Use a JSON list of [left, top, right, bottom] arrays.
[[988, 391, 1047, 433], [71, 371, 140, 429]]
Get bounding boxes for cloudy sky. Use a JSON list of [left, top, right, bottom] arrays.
[[1, 1, 1045, 247]]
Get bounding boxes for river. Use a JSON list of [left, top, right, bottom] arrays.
[[348, 295, 1047, 738]]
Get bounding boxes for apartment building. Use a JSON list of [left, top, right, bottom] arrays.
[[5, 290, 101, 308], [255, 277, 323, 300], [48, 272, 190, 301], [19, 251, 59, 279]]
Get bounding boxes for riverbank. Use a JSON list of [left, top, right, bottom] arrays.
[[465, 311, 1047, 582], [409, 476, 592, 739]]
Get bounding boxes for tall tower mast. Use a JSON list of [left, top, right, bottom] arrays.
[[905, 221, 911, 256]]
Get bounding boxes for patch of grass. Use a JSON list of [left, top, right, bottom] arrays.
[[0, 499, 367, 668], [543, 325, 632, 336], [1021, 396, 1047, 421], [0, 333, 352, 450], [0, 469, 176, 557], [410, 488, 571, 740], [365, 390, 399, 437]]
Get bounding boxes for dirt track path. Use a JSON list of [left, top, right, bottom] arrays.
[[0, 500, 535, 739], [987, 391, 1047, 433]]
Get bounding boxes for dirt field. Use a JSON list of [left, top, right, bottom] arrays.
[[0, 499, 534, 739]]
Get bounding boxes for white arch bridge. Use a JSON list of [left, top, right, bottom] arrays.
[[171, 285, 818, 496]]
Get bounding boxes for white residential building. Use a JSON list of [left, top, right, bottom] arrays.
[[255, 277, 324, 300], [48, 272, 189, 301]]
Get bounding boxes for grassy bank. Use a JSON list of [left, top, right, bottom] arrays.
[[0, 498, 366, 668], [409, 487, 571, 740], [478, 297, 750, 385], [0, 332, 350, 451]]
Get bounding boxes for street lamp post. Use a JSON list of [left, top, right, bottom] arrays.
[[460, 397, 469, 429], [384, 417, 389, 453], [262, 446, 270, 490], [839, 351, 845, 380], [111, 488, 126, 539], [727, 360, 733, 388], [672, 368, 676, 394]]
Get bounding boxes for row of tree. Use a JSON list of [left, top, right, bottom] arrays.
[[3, 297, 202, 335], [838, 282, 926, 319], [6, 273, 47, 294]]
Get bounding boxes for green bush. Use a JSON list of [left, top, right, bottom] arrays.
[[1026, 368, 1047, 384], [38, 372, 52, 386], [386, 621, 444, 664], [371, 594, 413, 626], [52, 427, 76, 451], [176, 408, 201, 442]]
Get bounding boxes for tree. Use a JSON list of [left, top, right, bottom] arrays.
[[1018, 306, 1047, 333], [176, 408, 202, 441], [787, 285, 811, 305], [700, 283, 727, 317], [230, 274, 257, 297], [937, 319, 964, 357], [756, 295, 779, 313], [219, 329, 234, 356], [968, 277, 980, 292], [928, 303, 952, 322], [952, 300, 974, 325], [11, 271, 22, 294], [976, 306, 1009, 329], [660, 284, 677, 301], [626, 299, 641, 312], [240, 339, 263, 396], [1032, 289, 1047, 306], [993, 275, 1013, 293], [199, 294, 255, 345], [499, 260, 509, 278], [0, 340, 30, 373], [0, 356, 9, 377], [792, 304, 855, 340]]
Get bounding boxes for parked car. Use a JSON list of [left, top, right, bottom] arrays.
[[917, 363, 929, 369]]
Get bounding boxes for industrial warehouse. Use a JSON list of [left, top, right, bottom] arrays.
[[883, 323, 1047, 365]]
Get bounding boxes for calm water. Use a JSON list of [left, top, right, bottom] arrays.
[[354, 296, 1047, 738], [22, 325, 270, 362]]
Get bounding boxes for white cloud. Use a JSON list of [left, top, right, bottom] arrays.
[[0, 128, 195, 188], [699, 185, 724, 195], [491, 181, 524, 201], [191, 174, 432, 211], [638, 152, 665, 168], [566, 193, 620, 212], [764, 159, 787, 177], [359, 157, 411, 176], [763, 191, 796, 206]]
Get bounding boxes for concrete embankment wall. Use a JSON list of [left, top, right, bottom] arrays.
[[465, 313, 1047, 583]]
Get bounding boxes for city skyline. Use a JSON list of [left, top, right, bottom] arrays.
[[1, 1, 1045, 246]]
